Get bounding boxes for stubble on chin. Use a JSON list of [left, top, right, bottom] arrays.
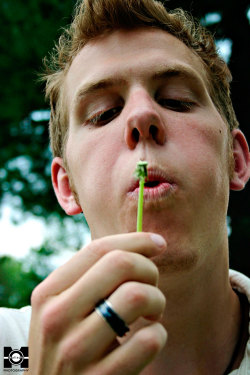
[[153, 244, 200, 275]]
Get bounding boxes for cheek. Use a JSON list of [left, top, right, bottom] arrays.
[[175, 113, 227, 163], [171, 114, 230, 193], [66, 127, 123, 199]]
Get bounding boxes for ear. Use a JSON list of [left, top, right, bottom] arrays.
[[230, 129, 250, 191], [51, 157, 82, 215]]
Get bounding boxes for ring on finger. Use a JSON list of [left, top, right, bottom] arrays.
[[95, 299, 130, 337]]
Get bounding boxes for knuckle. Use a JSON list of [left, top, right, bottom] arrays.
[[58, 334, 91, 370], [156, 289, 166, 309], [123, 282, 148, 309], [30, 282, 48, 308], [105, 250, 135, 275], [30, 286, 41, 308], [160, 291, 167, 309], [58, 341, 72, 365], [30, 272, 58, 308], [146, 290, 166, 320], [136, 326, 166, 355], [40, 302, 63, 338], [88, 238, 110, 258], [58, 338, 79, 365], [151, 262, 160, 283]]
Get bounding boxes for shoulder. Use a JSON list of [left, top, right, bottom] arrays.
[[0, 306, 31, 374], [229, 270, 250, 375], [0, 306, 31, 346], [229, 270, 250, 301]]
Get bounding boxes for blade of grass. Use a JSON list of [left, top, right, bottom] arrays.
[[134, 161, 148, 232], [137, 177, 145, 231]]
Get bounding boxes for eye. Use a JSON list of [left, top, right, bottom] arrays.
[[158, 98, 193, 112], [87, 106, 123, 126]]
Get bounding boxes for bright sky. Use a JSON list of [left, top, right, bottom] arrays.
[[0, 203, 91, 265], [0, 204, 46, 258]]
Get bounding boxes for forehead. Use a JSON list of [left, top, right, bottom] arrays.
[[66, 28, 208, 106]]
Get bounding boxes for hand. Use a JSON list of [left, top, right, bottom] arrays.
[[28, 232, 167, 374]]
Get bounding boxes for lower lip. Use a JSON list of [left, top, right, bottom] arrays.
[[128, 182, 175, 201]]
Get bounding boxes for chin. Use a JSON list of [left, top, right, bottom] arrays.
[[152, 243, 200, 275]]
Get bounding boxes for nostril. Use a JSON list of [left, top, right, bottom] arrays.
[[132, 128, 140, 143], [149, 125, 158, 141]]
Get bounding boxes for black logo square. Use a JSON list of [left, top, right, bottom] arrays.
[[4, 347, 29, 369]]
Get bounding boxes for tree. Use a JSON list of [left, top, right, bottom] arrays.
[[0, 252, 47, 308], [0, 0, 75, 217]]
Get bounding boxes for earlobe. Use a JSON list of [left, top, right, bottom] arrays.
[[51, 157, 82, 215], [230, 129, 250, 191]]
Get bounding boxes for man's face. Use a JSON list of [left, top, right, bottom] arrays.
[[64, 28, 231, 269]]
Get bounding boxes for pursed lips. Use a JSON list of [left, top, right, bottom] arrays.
[[127, 167, 177, 200]]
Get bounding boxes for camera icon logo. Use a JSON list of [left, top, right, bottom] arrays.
[[4, 347, 29, 369], [9, 350, 23, 365]]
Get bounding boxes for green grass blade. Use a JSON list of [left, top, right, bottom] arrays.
[[134, 161, 148, 232], [137, 178, 145, 232]]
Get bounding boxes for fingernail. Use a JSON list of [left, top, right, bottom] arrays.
[[150, 234, 166, 248]]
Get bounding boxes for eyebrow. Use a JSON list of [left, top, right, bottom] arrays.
[[72, 65, 205, 108], [73, 77, 127, 109], [152, 66, 205, 87]]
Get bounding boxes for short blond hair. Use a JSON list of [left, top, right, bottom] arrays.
[[43, 0, 239, 158]]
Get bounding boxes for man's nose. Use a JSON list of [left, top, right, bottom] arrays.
[[124, 91, 166, 149]]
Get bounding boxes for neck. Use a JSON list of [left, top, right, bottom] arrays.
[[138, 243, 241, 374]]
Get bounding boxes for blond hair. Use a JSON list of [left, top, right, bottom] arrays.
[[43, 0, 238, 158]]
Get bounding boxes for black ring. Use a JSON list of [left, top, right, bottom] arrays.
[[95, 299, 130, 337]]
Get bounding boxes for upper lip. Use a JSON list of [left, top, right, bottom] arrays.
[[128, 166, 174, 192]]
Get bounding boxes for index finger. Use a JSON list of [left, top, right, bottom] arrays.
[[40, 232, 166, 296]]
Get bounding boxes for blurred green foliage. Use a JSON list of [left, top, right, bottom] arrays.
[[0, 0, 75, 217], [0, 0, 249, 308], [0, 248, 51, 308]]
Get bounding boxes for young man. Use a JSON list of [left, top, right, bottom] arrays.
[[1, 0, 249, 374]]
